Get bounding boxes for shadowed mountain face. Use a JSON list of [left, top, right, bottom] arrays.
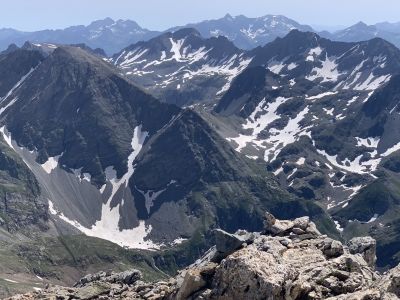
[[0, 134, 46, 233], [0, 48, 48, 233], [0, 48, 45, 97], [2, 46, 180, 185]]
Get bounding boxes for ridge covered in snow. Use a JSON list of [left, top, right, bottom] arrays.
[[112, 29, 253, 106]]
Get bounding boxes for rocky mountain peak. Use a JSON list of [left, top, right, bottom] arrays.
[[2, 43, 18, 54], [353, 21, 370, 29], [87, 17, 116, 29], [223, 13, 234, 21], [167, 13, 314, 50], [112, 27, 251, 106], [171, 27, 202, 40], [114, 19, 142, 29], [51, 45, 106, 67], [284, 28, 320, 41]]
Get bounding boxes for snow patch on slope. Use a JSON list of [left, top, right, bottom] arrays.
[[228, 98, 310, 162], [264, 106, 310, 162], [307, 91, 338, 101], [306, 47, 323, 61], [382, 142, 400, 157], [118, 49, 148, 67], [354, 73, 391, 91], [334, 220, 344, 232], [41, 154, 63, 174], [228, 97, 288, 151], [306, 55, 342, 83], [0, 126, 13, 150], [48, 125, 161, 250], [268, 61, 285, 74], [137, 180, 178, 215], [317, 149, 380, 175], [169, 38, 185, 62]]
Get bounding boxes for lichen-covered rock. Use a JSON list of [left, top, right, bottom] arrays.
[[211, 245, 299, 299]]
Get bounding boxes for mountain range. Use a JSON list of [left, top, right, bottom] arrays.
[[211, 30, 400, 268], [4, 15, 400, 57], [320, 21, 400, 48], [110, 28, 252, 106], [0, 39, 331, 295], [1, 14, 310, 55], [3, 13, 400, 297], [108, 26, 400, 269], [0, 18, 159, 55], [168, 14, 314, 50]]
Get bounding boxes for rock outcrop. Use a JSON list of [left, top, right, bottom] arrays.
[[7, 213, 400, 299], [347, 236, 377, 269], [74, 270, 142, 287]]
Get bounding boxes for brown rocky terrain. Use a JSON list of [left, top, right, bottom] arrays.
[[7, 213, 400, 300]]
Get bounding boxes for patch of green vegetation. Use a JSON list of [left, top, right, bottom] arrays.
[[15, 235, 166, 282], [0, 278, 43, 299], [0, 234, 168, 297]]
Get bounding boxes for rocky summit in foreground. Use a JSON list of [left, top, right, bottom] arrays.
[[7, 213, 400, 300]]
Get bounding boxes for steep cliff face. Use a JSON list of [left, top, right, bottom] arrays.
[[0, 134, 46, 232], [0, 49, 46, 233], [0, 48, 44, 97], [8, 213, 400, 300]]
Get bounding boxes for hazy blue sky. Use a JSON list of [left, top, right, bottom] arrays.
[[1, 0, 400, 31]]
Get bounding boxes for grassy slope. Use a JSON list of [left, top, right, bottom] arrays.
[[0, 234, 166, 298]]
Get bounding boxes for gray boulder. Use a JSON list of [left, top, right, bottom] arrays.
[[109, 270, 142, 285], [214, 229, 251, 255], [321, 238, 344, 258], [347, 236, 377, 268]]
